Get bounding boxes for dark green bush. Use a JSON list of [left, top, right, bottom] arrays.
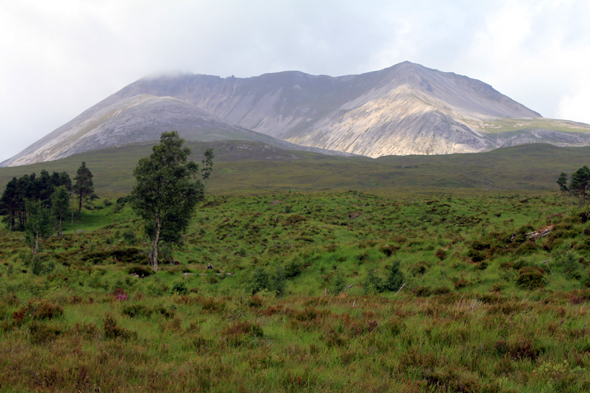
[[171, 281, 189, 295], [383, 261, 404, 292], [517, 266, 546, 289]]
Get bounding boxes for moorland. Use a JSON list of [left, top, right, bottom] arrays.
[[0, 142, 590, 392]]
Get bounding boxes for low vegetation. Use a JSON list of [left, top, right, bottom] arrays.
[[1, 187, 590, 392]]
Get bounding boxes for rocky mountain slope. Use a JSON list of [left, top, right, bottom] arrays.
[[4, 61, 590, 166], [1, 94, 348, 167]]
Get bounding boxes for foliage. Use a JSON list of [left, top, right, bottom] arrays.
[[0, 170, 70, 231], [382, 260, 404, 292], [51, 185, 70, 236], [129, 131, 214, 271], [73, 162, 95, 219], [1, 188, 590, 391], [24, 199, 53, 256]]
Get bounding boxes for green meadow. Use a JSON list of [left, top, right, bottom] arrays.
[[1, 142, 590, 392]]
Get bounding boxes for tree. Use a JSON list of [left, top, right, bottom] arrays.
[[24, 200, 52, 256], [130, 131, 214, 272], [570, 166, 590, 207], [51, 186, 70, 236], [72, 162, 94, 219], [557, 172, 569, 214]]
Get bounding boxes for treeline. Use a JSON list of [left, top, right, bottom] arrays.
[[557, 165, 590, 207], [0, 162, 95, 232]]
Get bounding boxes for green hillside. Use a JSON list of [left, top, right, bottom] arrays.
[[1, 141, 588, 197]]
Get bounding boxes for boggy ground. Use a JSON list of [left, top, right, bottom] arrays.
[[0, 190, 590, 392]]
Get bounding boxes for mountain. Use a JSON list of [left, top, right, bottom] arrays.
[[4, 61, 590, 166], [1, 94, 350, 167]]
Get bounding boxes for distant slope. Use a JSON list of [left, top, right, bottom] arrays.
[[0, 141, 586, 197], [1, 95, 350, 167]]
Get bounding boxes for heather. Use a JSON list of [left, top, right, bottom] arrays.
[[0, 190, 588, 392]]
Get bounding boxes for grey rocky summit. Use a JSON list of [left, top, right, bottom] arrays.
[[3, 61, 590, 166]]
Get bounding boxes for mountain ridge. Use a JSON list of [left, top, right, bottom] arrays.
[[4, 61, 590, 166]]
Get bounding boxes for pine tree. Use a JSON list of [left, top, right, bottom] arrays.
[[51, 186, 70, 236], [72, 162, 94, 219]]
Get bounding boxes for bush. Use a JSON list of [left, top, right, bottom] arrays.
[[454, 279, 470, 290], [29, 321, 62, 344], [379, 244, 399, 257], [382, 260, 404, 292], [517, 266, 546, 290], [284, 259, 302, 278], [103, 313, 137, 340], [171, 281, 189, 295], [249, 268, 270, 295], [128, 265, 153, 277], [363, 269, 383, 294], [434, 248, 447, 260], [467, 249, 485, 263], [221, 321, 263, 347], [13, 300, 63, 323], [329, 272, 347, 295], [122, 230, 138, 244]]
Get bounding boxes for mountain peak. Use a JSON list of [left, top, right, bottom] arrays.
[[3, 62, 588, 166]]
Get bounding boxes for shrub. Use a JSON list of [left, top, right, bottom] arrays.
[[517, 266, 546, 290], [363, 269, 383, 294], [382, 260, 404, 292], [467, 249, 485, 262], [128, 265, 153, 277], [249, 267, 270, 295], [434, 248, 447, 260], [13, 300, 63, 323], [379, 244, 399, 257], [103, 313, 137, 340], [431, 287, 451, 295], [248, 295, 263, 308], [284, 259, 302, 278], [171, 281, 189, 295], [454, 279, 470, 290], [329, 272, 347, 295], [122, 230, 138, 244], [384, 319, 406, 336], [221, 321, 263, 347], [122, 304, 152, 318], [413, 286, 431, 297], [29, 321, 62, 344], [409, 262, 428, 276]]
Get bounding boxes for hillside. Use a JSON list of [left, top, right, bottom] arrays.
[[0, 141, 587, 197], [0, 95, 349, 167]]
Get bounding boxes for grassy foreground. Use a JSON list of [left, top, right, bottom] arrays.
[[1, 189, 590, 392]]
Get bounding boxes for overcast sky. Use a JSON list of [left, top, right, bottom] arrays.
[[1, 0, 589, 163]]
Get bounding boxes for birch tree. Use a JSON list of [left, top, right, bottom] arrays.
[[130, 131, 213, 272]]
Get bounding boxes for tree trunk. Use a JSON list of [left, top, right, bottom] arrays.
[[78, 192, 83, 219], [152, 219, 162, 272], [58, 216, 62, 237], [34, 231, 39, 256]]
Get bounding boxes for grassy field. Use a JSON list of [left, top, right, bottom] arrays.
[[1, 141, 590, 197], [1, 183, 590, 392]]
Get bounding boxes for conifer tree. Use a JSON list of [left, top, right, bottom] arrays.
[[51, 186, 70, 236], [72, 162, 94, 219]]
